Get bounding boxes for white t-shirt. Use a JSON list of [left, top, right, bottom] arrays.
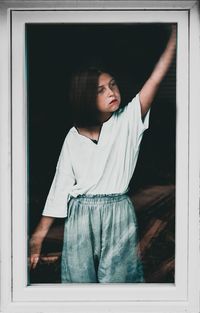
[[42, 94, 150, 217]]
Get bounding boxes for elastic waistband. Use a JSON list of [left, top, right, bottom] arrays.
[[71, 193, 129, 204]]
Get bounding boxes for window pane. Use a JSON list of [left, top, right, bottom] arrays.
[[27, 23, 176, 284]]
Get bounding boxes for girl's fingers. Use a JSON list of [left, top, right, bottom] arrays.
[[171, 24, 177, 38], [30, 255, 40, 269], [172, 24, 177, 31]]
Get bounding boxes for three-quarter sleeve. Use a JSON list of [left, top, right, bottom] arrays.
[[42, 137, 75, 218]]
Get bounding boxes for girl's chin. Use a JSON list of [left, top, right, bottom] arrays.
[[109, 102, 120, 111]]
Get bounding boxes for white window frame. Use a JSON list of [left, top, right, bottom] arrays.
[[0, 1, 199, 313]]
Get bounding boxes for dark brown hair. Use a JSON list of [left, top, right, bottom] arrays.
[[69, 67, 104, 128]]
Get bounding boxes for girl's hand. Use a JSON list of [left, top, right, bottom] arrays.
[[29, 235, 43, 269], [170, 24, 177, 41], [29, 216, 55, 269], [139, 24, 177, 116]]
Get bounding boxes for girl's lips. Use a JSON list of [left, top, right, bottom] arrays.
[[110, 99, 118, 104]]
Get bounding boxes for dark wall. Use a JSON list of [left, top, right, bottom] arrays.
[[26, 24, 176, 232]]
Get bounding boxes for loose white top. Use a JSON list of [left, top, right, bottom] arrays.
[[42, 94, 150, 217]]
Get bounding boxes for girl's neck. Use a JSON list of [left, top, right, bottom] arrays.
[[76, 125, 102, 142], [76, 113, 113, 141], [99, 112, 112, 124]]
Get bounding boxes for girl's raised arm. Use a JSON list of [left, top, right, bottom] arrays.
[[139, 25, 177, 117]]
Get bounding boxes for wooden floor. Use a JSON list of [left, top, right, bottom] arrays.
[[29, 184, 175, 284], [133, 184, 175, 283]]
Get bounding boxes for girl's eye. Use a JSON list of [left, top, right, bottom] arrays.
[[97, 87, 104, 94], [110, 80, 117, 88]]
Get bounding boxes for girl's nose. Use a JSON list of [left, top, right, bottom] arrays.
[[107, 87, 114, 96]]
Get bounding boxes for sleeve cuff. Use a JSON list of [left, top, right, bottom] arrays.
[[136, 93, 150, 131], [42, 194, 71, 218]]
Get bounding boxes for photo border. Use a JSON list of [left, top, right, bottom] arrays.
[[0, 1, 199, 313]]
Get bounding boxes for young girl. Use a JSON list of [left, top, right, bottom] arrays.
[[30, 26, 176, 283]]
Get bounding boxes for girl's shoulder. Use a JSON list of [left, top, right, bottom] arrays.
[[64, 127, 77, 142], [116, 94, 139, 119], [62, 127, 82, 150]]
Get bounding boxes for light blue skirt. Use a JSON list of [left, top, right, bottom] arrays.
[[61, 193, 144, 283]]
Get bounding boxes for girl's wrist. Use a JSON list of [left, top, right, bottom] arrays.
[[30, 232, 46, 243]]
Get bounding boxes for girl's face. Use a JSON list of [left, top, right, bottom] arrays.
[[96, 73, 121, 122]]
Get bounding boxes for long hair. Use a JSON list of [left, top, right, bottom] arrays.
[[69, 67, 104, 128]]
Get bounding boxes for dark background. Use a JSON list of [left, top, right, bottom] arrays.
[[26, 23, 176, 283]]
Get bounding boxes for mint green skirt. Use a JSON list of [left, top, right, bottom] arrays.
[[61, 193, 144, 283]]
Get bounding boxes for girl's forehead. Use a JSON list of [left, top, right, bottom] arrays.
[[98, 73, 113, 85]]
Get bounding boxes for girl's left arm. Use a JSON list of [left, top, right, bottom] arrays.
[[139, 25, 177, 117]]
